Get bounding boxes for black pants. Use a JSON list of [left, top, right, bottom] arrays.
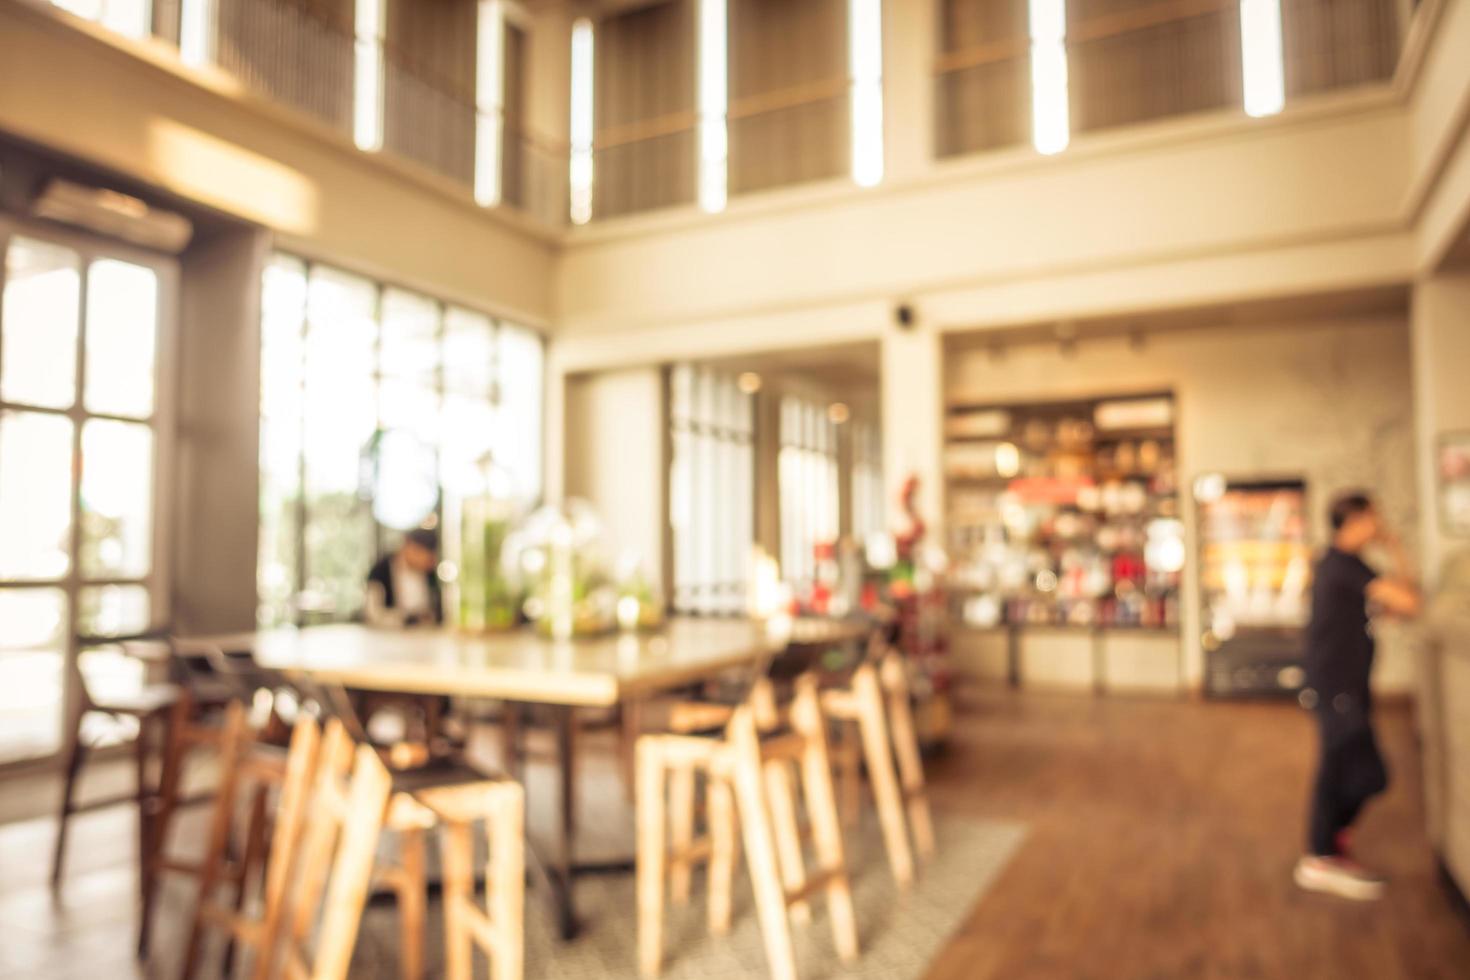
[[1307, 690, 1388, 856]]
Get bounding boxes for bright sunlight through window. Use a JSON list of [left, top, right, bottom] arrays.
[[849, 0, 884, 187], [569, 17, 595, 225], [1028, 0, 1069, 156], [1240, 0, 1285, 118], [353, 0, 386, 152], [475, 0, 505, 207], [698, 0, 729, 213]]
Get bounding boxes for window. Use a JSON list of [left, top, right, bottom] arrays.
[[257, 253, 544, 627], [52, 0, 153, 40], [850, 418, 885, 547], [848, 0, 883, 187], [0, 232, 168, 765], [475, 0, 507, 206], [354, 0, 387, 150], [779, 395, 839, 589], [1029, 0, 1069, 155], [669, 366, 754, 615], [569, 17, 595, 225], [1241, 0, 1285, 117]]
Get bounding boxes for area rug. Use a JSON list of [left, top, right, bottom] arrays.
[[350, 813, 1028, 980]]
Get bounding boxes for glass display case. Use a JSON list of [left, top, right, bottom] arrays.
[[1196, 476, 1313, 697], [945, 394, 1183, 634]]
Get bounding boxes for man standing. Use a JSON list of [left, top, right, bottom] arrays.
[[1294, 492, 1420, 900]]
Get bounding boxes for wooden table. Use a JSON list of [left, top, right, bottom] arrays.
[[196, 616, 870, 939]]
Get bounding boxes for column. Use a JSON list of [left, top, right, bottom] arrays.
[[1411, 271, 1470, 584], [881, 0, 936, 185], [880, 317, 944, 543]]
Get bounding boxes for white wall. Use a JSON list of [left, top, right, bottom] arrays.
[[945, 315, 1418, 692]]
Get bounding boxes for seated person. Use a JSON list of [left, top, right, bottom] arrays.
[[365, 527, 443, 627]]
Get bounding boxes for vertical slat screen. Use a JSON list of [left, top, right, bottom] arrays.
[[501, 19, 529, 210], [728, 0, 849, 195], [383, 0, 477, 186], [593, 0, 698, 220], [215, 0, 356, 135], [1067, 0, 1243, 135], [935, 0, 1030, 159], [1281, 0, 1400, 98]]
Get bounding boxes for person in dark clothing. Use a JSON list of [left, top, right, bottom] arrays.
[[365, 527, 444, 627], [1294, 492, 1420, 901]]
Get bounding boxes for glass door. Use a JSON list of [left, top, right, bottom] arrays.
[[0, 219, 174, 767]]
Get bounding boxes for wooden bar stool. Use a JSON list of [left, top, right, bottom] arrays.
[[636, 674, 858, 980], [280, 723, 396, 980], [180, 713, 322, 980], [140, 640, 289, 961], [822, 645, 936, 888], [289, 681, 526, 980], [140, 697, 272, 963]]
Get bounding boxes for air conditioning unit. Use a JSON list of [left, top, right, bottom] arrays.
[[31, 178, 193, 254]]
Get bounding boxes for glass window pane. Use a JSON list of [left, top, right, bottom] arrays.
[[80, 419, 154, 579], [78, 583, 151, 637], [84, 258, 158, 418], [304, 267, 376, 498], [444, 307, 494, 396], [492, 324, 543, 504], [2, 237, 80, 410], [441, 394, 497, 494], [0, 588, 67, 764], [259, 257, 306, 627], [301, 267, 377, 622], [381, 289, 441, 383], [0, 410, 74, 580]]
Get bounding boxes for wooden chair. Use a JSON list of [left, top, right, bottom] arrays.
[[180, 713, 323, 980], [51, 640, 182, 889], [658, 636, 936, 894], [823, 643, 936, 887], [279, 721, 396, 980], [278, 679, 526, 980], [636, 673, 858, 980], [140, 640, 289, 960]]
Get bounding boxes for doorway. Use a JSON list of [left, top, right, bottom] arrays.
[[0, 217, 175, 768]]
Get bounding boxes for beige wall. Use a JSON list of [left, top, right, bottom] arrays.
[[563, 367, 668, 596], [1412, 272, 1470, 583], [945, 315, 1419, 692], [0, 1, 555, 325]]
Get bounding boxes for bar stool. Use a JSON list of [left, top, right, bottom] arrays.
[[636, 673, 858, 980], [822, 640, 936, 886], [287, 678, 527, 980], [180, 712, 320, 980]]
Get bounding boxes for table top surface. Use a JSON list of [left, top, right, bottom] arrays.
[[185, 617, 869, 707]]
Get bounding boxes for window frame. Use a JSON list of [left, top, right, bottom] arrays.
[[0, 214, 179, 772], [257, 250, 546, 628]]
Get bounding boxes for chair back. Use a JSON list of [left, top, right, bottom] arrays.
[[282, 718, 393, 980]]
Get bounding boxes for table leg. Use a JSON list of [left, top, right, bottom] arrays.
[[552, 704, 578, 939]]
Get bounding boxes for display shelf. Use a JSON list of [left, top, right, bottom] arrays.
[[943, 392, 1185, 678]]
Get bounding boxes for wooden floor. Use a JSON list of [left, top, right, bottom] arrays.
[[922, 689, 1470, 980], [3, 690, 1467, 978]]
